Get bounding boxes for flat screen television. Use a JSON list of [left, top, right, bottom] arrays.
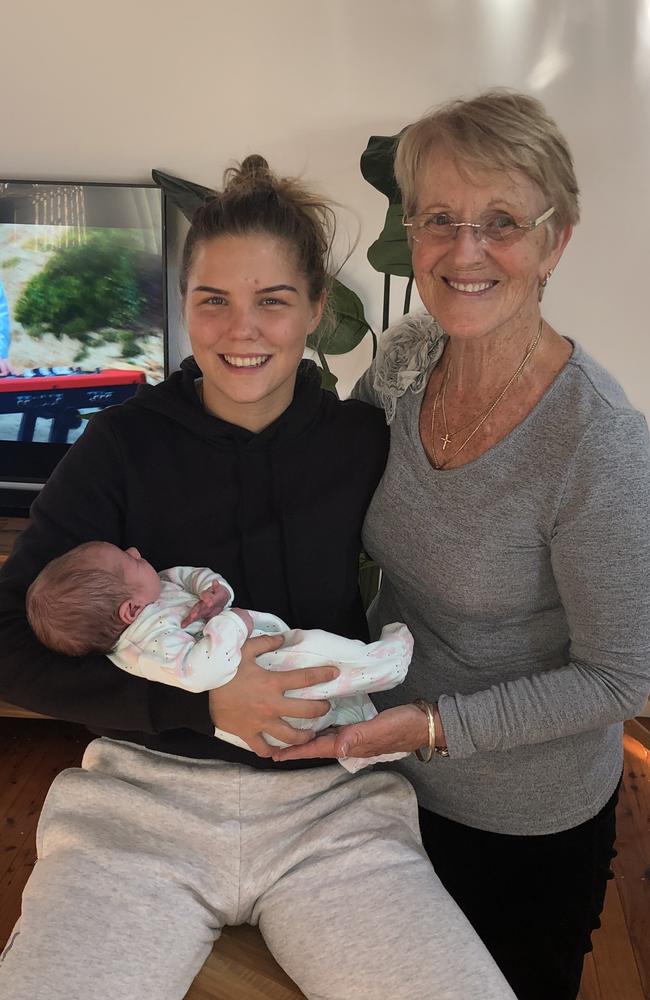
[[0, 180, 167, 516]]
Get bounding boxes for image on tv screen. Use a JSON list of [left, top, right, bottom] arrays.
[[0, 181, 165, 446]]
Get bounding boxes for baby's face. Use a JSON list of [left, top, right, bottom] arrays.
[[103, 545, 161, 607]]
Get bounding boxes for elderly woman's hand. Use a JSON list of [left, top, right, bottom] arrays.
[[208, 634, 340, 758], [271, 704, 431, 762]]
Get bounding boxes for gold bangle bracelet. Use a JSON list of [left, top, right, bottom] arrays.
[[413, 699, 450, 760], [413, 699, 435, 762]]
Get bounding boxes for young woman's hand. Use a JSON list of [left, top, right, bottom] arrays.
[[208, 633, 339, 757], [270, 704, 431, 762]]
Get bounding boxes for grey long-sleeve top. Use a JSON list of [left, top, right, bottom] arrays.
[[354, 320, 650, 835]]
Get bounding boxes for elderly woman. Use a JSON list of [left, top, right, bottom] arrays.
[[274, 91, 650, 1000]]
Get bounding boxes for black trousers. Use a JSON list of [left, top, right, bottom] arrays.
[[418, 781, 620, 1000]]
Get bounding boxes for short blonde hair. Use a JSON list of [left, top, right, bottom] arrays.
[[395, 89, 580, 229], [26, 541, 130, 657]]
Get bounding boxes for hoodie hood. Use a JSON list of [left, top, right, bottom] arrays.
[[125, 356, 325, 450]]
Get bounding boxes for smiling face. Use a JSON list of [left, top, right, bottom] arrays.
[[410, 148, 571, 345], [184, 233, 325, 432]]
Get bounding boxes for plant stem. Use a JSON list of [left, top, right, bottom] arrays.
[[403, 273, 414, 314], [368, 325, 378, 360], [382, 274, 391, 331]]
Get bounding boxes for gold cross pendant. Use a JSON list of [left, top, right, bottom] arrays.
[[441, 434, 451, 450]]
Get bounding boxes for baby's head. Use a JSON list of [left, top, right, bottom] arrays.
[[26, 541, 161, 657]]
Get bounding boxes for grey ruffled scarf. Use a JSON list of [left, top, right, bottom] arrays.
[[371, 311, 446, 424]]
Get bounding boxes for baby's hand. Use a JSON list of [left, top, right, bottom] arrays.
[[231, 608, 254, 636], [181, 581, 230, 628]]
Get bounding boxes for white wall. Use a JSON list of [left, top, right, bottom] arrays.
[[2, 0, 649, 404]]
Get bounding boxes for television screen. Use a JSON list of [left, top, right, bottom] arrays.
[[0, 181, 166, 512]]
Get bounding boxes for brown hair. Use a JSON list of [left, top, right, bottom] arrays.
[[26, 542, 130, 656], [395, 89, 580, 231], [180, 154, 336, 309]]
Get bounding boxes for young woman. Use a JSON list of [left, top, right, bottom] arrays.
[[0, 155, 514, 1000]]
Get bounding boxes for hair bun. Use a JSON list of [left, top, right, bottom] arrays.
[[181, 154, 334, 307], [223, 154, 273, 196], [241, 154, 270, 175]]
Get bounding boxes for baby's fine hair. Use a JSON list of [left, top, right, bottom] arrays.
[[26, 541, 131, 657]]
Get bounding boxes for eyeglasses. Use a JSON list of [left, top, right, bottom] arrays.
[[402, 206, 556, 245]]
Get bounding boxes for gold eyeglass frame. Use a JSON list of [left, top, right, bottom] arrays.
[[402, 205, 556, 244]]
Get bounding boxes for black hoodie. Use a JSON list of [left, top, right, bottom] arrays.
[[0, 359, 389, 766]]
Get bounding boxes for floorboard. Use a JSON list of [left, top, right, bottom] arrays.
[[608, 735, 650, 999], [1, 718, 649, 999]]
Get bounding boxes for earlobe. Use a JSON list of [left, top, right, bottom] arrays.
[[540, 224, 572, 294]]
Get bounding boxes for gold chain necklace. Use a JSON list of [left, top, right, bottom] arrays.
[[430, 318, 544, 469], [440, 376, 500, 442]]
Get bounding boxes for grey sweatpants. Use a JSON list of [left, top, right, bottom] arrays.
[[0, 738, 515, 1000]]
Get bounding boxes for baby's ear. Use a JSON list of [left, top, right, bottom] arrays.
[[118, 599, 141, 626]]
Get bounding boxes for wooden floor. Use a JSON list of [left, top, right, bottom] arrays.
[[0, 717, 648, 999]]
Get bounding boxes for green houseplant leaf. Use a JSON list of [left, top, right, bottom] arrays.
[[360, 133, 404, 204], [367, 203, 412, 277], [361, 128, 414, 326], [358, 551, 381, 610], [307, 277, 373, 356], [317, 361, 339, 394], [152, 169, 216, 222]]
